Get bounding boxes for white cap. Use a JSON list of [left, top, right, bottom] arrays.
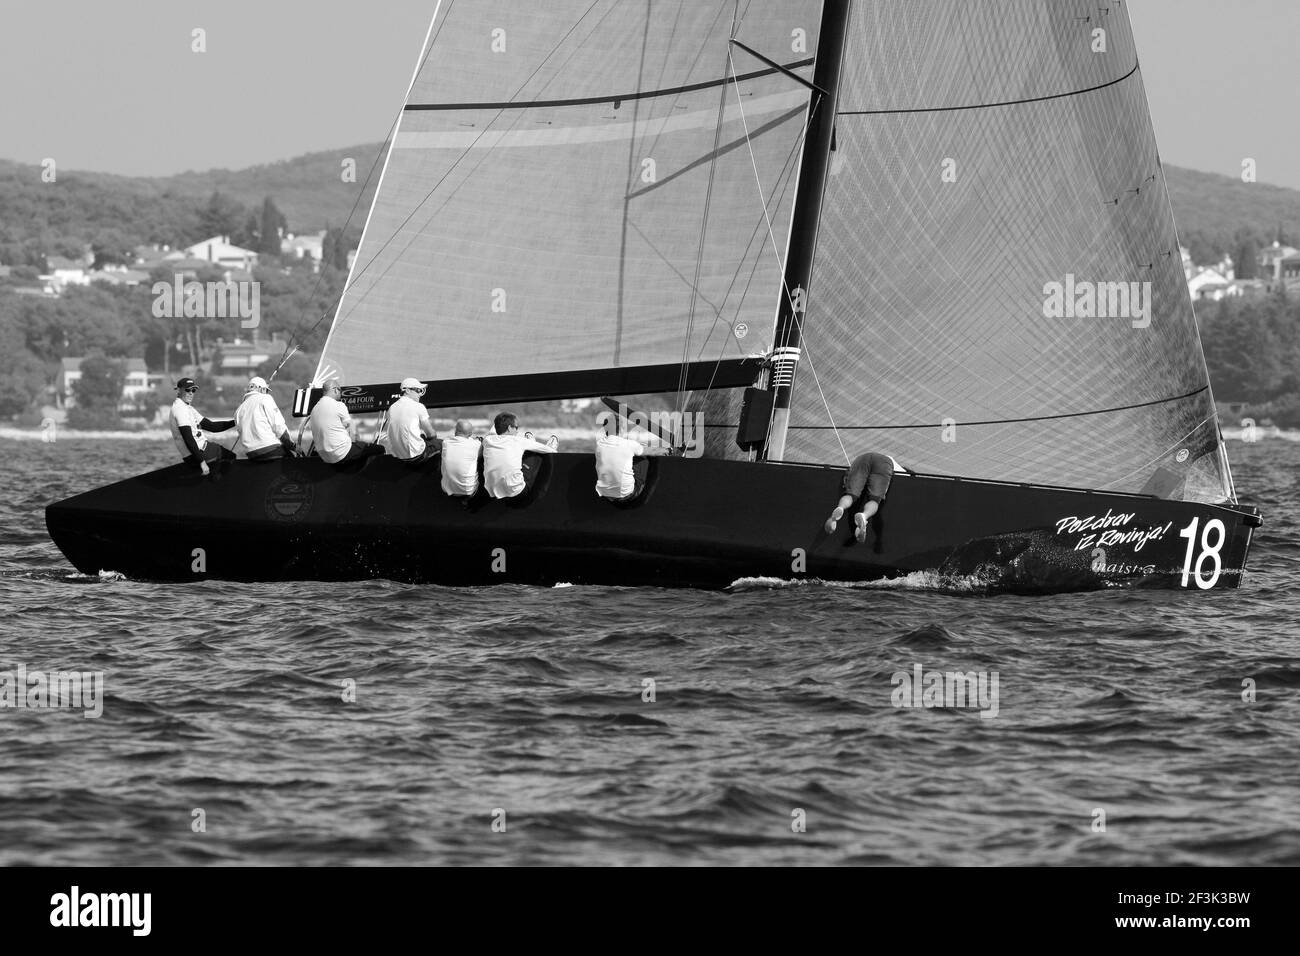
[[247, 376, 269, 392], [400, 377, 426, 391]]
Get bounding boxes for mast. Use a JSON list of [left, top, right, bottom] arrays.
[[759, 0, 852, 461]]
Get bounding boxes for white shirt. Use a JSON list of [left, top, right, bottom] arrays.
[[440, 435, 482, 496], [310, 394, 353, 464], [594, 435, 644, 499], [169, 398, 206, 459], [481, 432, 555, 498], [235, 391, 288, 455], [386, 395, 431, 460]]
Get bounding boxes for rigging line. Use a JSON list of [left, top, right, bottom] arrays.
[[671, 117, 806, 419], [788, 385, 1213, 430], [675, 2, 738, 413], [692, 118, 806, 378], [1097, 415, 1216, 492], [837, 61, 1139, 115], [271, 0, 453, 381], [326, 0, 609, 344], [691, 127, 805, 421], [787, 321, 850, 465], [727, 48, 847, 463]]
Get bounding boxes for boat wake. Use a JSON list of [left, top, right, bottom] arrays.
[[727, 570, 998, 595], [0, 568, 127, 583]]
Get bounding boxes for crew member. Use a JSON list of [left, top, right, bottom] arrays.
[[309, 380, 383, 464], [234, 376, 295, 460], [440, 419, 483, 496], [481, 412, 557, 498], [386, 377, 441, 465], [594, 414, 670, 501], [825, 452, 905, 541], [168, 377, 236, 476]]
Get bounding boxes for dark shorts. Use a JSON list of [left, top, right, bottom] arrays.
[[396, 442, 441, 466], [520, 452, 543, 492], [842, 452, 894, 503], [246, 444, 285, 461], [338, 441, 385, 463], [183, 444, 235, 468]]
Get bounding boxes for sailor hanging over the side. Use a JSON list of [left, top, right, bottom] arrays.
[[825, 452, 905, 542]]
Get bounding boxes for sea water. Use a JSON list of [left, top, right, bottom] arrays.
[[0, 437, 1296, 865]]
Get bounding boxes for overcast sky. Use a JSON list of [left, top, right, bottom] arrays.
[[1, 0, 1296, 188]]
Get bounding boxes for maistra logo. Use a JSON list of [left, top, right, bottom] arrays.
[[265, 474, 314, 521]]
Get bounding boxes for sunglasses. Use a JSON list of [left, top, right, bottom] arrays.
[[182, 387, 199, 394]]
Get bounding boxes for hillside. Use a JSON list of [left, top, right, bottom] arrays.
[[1165, 165, 1300, 262], [0, 145, 381, 263], [2, 147, 1297, 268]]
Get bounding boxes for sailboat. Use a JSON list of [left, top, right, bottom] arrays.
[[46, 0, 1260, 591]]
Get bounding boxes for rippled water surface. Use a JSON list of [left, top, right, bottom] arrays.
[[1, 437, 1297, 865]]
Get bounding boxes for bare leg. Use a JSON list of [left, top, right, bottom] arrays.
[[854, 500, 880, 541], [825, 494, 854, 533]]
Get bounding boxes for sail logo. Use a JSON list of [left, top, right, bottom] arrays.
[[1042, 275, 1151, 328], [0, 664, 104, 718], [597, 405, 704, 458], [152, 274, 260, 329], [891, 664, 999, 719]]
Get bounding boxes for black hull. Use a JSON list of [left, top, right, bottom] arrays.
[[45, 454, 1258, 592]]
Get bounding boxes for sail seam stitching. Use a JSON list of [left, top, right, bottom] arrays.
[[836, 61, 1139, 116], [401, 59, 814, 111], [790, 385, 1210, 429]]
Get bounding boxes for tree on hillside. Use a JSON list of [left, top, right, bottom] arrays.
[[1181, 230, 1221, 268], [259, 197, 287, 258], [321, 225, 358, 272], [16, 284, 146, 363], [1234, 237, 1259, 279], [198, 190, 247, 241], [91, 227, 135, 269], [234, 212, 260, 251], [68, 351, 126, 430], [0, 316, 48, 416], [1201, 297, 1288, 403]]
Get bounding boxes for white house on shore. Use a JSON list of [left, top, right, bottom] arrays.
[[1187, 267, 1230, 301], [184, 236, 259, 272], [281, 232, 325, 260], [59, 357, 164, 409]]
